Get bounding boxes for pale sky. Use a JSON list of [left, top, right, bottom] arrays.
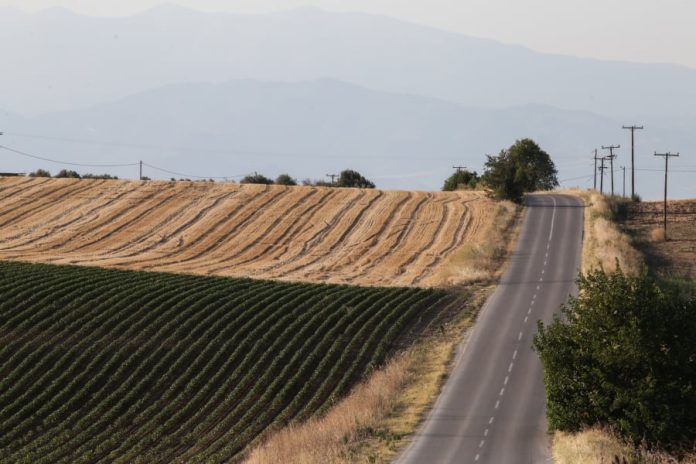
[[2, 0, 695, 69]]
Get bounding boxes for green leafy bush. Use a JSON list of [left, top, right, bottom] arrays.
[[442, 170, 479, 191], [534, 267, 696, 451]]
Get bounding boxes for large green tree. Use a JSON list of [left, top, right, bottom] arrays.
[[482, 138, 558, 202], [533, 268, 696, 450], [442, 169, 479, 191]]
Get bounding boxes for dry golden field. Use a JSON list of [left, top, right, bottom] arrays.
[[0, 177, 504, 287]]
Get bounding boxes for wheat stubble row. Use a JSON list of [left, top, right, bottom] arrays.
[[0, 177, 491, 287]]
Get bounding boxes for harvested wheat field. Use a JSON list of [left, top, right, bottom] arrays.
[[619, 199, 696, 277], [0, 176, 508, 287]]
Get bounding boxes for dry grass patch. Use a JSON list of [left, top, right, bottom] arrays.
[[560, 189, 642, 275], [554, 428, 696, 464]]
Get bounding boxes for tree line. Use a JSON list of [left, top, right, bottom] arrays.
[[240, 169, 375, 189], [25, 168, 376, 189]]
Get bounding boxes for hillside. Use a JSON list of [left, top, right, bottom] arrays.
[[0, 177, 506, 287], [0, 261, 465, 463]]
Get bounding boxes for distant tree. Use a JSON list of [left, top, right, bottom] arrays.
[[240, 173, 274, 185], [336, 170, 375, 189], [482, 139, 558, 202], [533, 267, 696, 451], [442, 170, 479, 191], [29, 169, 51, 178], [82, 173, 118, 180], [275, 174, 297, 186], [54, 169, 81, 179]]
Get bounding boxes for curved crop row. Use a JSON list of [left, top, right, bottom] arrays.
[[0, 261, 469, 463]]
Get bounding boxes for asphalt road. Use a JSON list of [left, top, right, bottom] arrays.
[[396, 194, 584, 464]]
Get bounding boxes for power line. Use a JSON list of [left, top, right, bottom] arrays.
[[0, 143, 249, 180], [141, 162, 248, 180], [0, 144, 139, 168], [559, 174, 594, 183]]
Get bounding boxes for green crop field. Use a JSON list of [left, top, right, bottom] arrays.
[[0, 261, 467, 463]]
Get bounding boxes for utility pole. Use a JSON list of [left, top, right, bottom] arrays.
[[139, 160, 143, 180], [621, 166, 626, 197], [326, 173, 338, 185], [623, 125, 644, 199], [452, 165, 467, 173], [654, 152, 679, 240], [598, 157, 607, 195], [593, 149, 599, 190], [602, 145, 620, 196]]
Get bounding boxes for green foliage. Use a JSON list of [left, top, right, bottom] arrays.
[[54, 169, 81, 179], [275, 174, 297, 186], [0, 261, 462, 463], [28, 169, 51, 177], [442, 170, 479, 191], [336, 170, 375, 189], [240, 173, 274, 185], [482, 138, 558, 202], [533, 267, 696, 450], [82, 173, 119, 180]]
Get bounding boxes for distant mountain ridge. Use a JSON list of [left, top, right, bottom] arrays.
[[1, 78, 693, 199], [1, 5, 696, 121]]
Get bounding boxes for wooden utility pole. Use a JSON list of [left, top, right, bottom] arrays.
[[326, 173, 338, 184], [598, 157, 607, 195], [593, 149, 599, 190], [621, 166, 626, 197], [139, 160, 143, 180], [623, 125, 644, 199], [602, 145, 620, 196], [452, 166, 467, 173], [654, 152, 679, 240]]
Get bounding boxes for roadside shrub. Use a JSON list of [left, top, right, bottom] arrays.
[[534, 267, 696, 451]]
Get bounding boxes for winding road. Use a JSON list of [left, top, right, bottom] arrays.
[[397, 194, 584, 464]]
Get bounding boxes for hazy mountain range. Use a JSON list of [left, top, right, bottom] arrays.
[[0, 5, 694, 198]]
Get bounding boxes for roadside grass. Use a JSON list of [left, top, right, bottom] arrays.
[[554, 429, 696, 464], [570, 190, 643, 275], [245, 199, 523, 464]]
